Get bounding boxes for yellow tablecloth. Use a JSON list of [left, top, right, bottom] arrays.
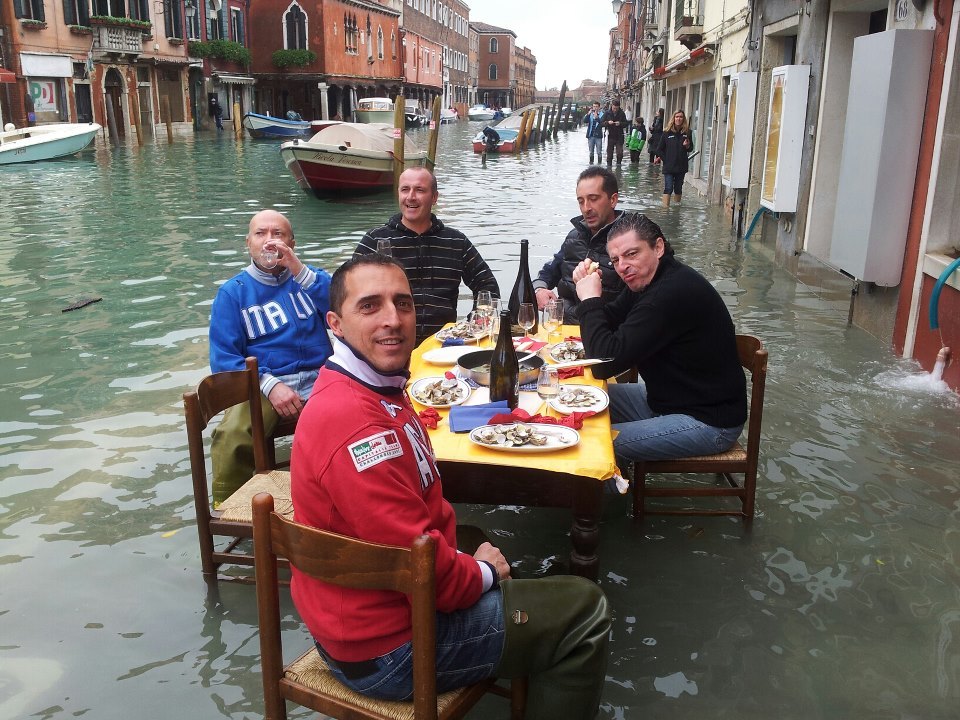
[[409, 325, 617, 481]]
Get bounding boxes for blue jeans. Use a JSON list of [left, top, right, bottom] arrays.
[[318, 589, 505, 701], [609, 382, 743, 461], [664, 172, 686, 195], [587, 136, 602, 160]]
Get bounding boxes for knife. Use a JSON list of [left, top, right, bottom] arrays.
[[551, 357, 614, 369]]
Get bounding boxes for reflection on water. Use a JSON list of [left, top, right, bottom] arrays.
[[1, 123, 958, 719]]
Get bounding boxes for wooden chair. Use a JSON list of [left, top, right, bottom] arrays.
[[632, 335, 768, 522], [183, 356, 294, 578], [253, 492, 525, 720]]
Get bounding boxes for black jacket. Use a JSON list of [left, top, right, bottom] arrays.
[[533, 211, 625, 323], [578, 252, 746, 429], [604, 108, 628, 144], [356, 214, 500, 340], [654, 129, 694, 174]]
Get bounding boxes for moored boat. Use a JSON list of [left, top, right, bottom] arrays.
[[467, 104, 495, 121], [0, 121, 101, 165], [280, 122, 428, 196], [472, 125, 520, 154], [404, 100, 429, 128], [354, 97, 395, 124], [242, 112, 311, 139], [440, 108, 458, 124]]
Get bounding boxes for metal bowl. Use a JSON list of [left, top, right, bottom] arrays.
[[455, 350, 545, 387]]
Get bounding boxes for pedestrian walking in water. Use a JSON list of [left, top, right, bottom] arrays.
[[648, 108, 664, 164], [211, 97, 223, 131], [604, 99, 627, 167], [651, 110, 694, 207], [584, 102, 605, 164]]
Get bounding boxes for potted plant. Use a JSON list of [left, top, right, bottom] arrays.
[[21, 18, 47, 30], [271, 49, 317, 69], [68, 24, 93, 35]]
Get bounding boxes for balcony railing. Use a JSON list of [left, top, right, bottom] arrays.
[[644, 0, 658, 31], [92, 25, 144, 57], [674, 0, 703, 48]]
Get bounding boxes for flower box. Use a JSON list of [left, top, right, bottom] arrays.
[[21, 19, 47, 30], [69, 24, 93, 36], [167, 37, 184, 46]]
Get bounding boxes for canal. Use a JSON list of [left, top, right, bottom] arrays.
[[1, 121, 958, 719]]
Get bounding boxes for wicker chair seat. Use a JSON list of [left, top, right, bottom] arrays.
[[219, 470, 293, 523]]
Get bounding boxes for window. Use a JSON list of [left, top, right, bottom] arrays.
[[490, 37, 498, 53], [488, 63, 497, 80], [164, 0, 183, 39], [186, 1, 200, 39], [63, 0, 90, 25], [284, 4, 307, 50], [129, 0, 149, 21], [14, 0, 45, 21], [391, 29, 396, 59], [207, 0, 223, 40], [344, 13, 359, 54], [377, 27, 384, 60], [230, 7, 243, 44]]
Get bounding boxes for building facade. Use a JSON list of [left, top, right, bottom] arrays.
[[514, 44, 536, 107], [472, 21, 515, 108]]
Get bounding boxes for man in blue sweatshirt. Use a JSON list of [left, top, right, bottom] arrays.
[[208, 210, 333, 503]]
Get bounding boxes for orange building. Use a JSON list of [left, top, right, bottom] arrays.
[[471, 21, 516, 109]]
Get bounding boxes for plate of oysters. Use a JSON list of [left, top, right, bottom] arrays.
[[469, 422, 580, 453], [547, 385, 609, 415], [549, 340, 586, 363], [434, 320, 487, 343], [409, 377, 472, 408]]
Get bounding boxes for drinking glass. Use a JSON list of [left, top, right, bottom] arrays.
[[476, 291, 494, 318], [376, 238, 392, 256], [486, 303, 501, 348], [536, 365, 560, 410], [259, 244, 280, 270], [542, 300, 563, 344], [518, 302, 536, 339]]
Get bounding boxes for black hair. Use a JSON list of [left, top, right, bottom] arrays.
[[329, 254, 408, 314], [577, 166, 619, 198], [607, 212, 674, 255]]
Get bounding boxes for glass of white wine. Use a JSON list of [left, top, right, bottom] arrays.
[[542, 300, 563, 344], [536, 365, 560, 413], [486, 303, 500, 348], [518, 302, 536, 339]]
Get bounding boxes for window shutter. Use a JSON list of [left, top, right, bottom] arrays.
[[63, 0, 76, 24]]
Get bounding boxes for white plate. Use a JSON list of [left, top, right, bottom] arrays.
[[422, 346, 476, 365], [434, 323, 486, 343], [469, 423, 580, 453], [409, 377, 472, 408], [549, 340, 585, 363], [548, 384, 609, 415]]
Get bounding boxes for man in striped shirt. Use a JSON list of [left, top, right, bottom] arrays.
[[355, 167, 500, 342]]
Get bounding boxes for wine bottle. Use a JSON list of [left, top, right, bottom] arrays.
[[488, 309, 519, 409], [507, 239, 538, 335]]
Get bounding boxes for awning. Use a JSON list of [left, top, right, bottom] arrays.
[[0, 67, 16, 83], [213, 73, 255, 85]]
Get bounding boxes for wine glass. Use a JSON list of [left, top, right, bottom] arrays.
[[518, 302, 536, 339], [259, 243, 281, 270], [486, 303, 500, 348], [536, 365, 560, 413], [376, 238, 392, 256], [474, 290, 494, 339]]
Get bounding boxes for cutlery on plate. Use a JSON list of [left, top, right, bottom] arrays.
[[551, 357, 614, 369]]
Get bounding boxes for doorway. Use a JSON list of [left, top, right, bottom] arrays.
[[104, 68, 125, 137]]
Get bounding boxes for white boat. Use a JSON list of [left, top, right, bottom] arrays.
[[280, 122, 428, 196], [0, 120, 101, 165], [467, 104, 495, 121], [440, 108, 459, 124], [354, 97, 395, 124], [404, 100, 429, 128], [242, 111, 311, 139]]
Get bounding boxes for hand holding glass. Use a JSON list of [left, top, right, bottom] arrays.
[[259, 243, 281, 270]]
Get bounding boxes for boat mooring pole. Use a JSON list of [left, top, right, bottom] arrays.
[[104, 99, 119, 146], [393, 93, 406, 193], [130, 89, 144, 146], [553, 81, 568, 138], [232, 102, 242, 139], [161, 97, 174, 143], [426, 96, 441, 170]]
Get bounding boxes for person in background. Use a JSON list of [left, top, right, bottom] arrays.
[[652, 109, 694, 207], [626, 116, 647, 163], [211, 96, 223, 131], [533, 166, 625, 323], [354, 167, 499, 342], [290, 254, 611, 719], [603, 99, 628, 167], [648, 108, 664, 164], [584, 101, 605, 164], [208, 210, 333, 504], [573, 212, 746, 462]]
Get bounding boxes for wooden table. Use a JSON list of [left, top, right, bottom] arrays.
[[409, 327, 618, 581]]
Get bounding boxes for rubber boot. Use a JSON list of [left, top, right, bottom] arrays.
[[211, 400, 280, 505], [494, 577, 610, 720], [661, 193, 670, 208], [672, 194, 682, 206]]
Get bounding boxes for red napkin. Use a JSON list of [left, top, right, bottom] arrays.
[[418, 407, 441, 429], [564, 335, 582, 342], [514, 338, 548, 351], [487, 408, 595, 430], [558, 366, 584, 379]]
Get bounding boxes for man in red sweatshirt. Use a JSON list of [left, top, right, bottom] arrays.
[[290, 254, 610, 719]]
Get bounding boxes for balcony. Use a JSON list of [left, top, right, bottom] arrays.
[[644, 1, 658, 34], [674, 0, 703, 50], [92, 25, 145, 59]]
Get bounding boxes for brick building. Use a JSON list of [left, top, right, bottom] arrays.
[[472, 21, 515, 109]]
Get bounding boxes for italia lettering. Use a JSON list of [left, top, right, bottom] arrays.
[[290, 291, 316, 320]]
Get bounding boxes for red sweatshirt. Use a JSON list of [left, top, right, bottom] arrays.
[[290, 340, 483, 662]]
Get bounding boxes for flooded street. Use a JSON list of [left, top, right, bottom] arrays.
[[1, 121, 958, 719]]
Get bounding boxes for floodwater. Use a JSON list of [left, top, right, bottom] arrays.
[[1, 121, 958, 720]]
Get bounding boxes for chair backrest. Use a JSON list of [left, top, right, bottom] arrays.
[[182, 357, 270, 499], [735, 334, 768, 472], [252, 492, 440, 720]]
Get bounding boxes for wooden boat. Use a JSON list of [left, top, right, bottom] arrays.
[[0, 121, 100, 165], [467, 104, 495, 121], [242, 112, 310, 139], [440, 108, 458, 124], [280, 122, 428, 195], [354, 97, 395, 124]]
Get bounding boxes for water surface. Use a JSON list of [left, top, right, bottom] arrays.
[[1, 123, 958, 719]]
